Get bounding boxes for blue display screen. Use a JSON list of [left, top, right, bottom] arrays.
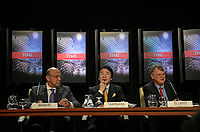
[[56, 32, 86, 83], [143, 31, 173, 82], [183, 29, 200, 80], [100, 32, 129, 82], [12, 30, 43, 83]]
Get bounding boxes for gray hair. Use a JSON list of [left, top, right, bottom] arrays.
[[149, 65, 164, 76]]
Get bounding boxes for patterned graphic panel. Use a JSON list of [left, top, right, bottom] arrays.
[[12, 31, 42, 82], [143, 31, 173, 82], [100, 32, 129, 82], [57, 32, 86, 83], [183, 29, 200, 80]]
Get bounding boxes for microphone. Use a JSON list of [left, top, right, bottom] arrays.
[[37, 82, 40, 95], [166, 79, 176, 95], [165, 72, 177, 96], [104, 80, 107, 88], [104, 80, 107, 94], [166, 79, 179, 100]]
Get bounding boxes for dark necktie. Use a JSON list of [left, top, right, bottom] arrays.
[[49, 89, 55, 103]]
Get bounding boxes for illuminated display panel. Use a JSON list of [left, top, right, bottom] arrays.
[[143, 31, 173, 82], [56, 32, 86, 83], [183, 29, 200, 80], [100, 32, 129, 82], [12, 30, 43, 83]]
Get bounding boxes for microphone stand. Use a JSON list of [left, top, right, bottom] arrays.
[[37, 82, 40, 96], [104, 80, 107, 89], [167, 79, 179, 100]]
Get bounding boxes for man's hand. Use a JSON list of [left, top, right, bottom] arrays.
[[38, 100, 43, 103], [59, 98, 71, 108], [99, 81, 106, 92]]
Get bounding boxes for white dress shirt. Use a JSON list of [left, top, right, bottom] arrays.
[[98, 84, 110, 95]]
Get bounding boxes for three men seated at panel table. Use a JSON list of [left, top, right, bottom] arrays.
[[26, 64, 180, 131]]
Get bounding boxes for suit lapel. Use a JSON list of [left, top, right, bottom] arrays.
[[164, 83, 172, 100], [40, 85, 48, 102], [39, 85, 63, 103], [151, 81, 161, 97], [55, 86, 63, 102], [108, 84, 114, 101]]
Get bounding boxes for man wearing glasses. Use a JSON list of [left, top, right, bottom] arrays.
[[142, 64, 180, 132], [143, 64, 179, 107], [28, 67, 80, 132]]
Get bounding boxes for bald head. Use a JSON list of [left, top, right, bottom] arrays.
[[46, 67, 60, 76], [46, 67, 62, 88]]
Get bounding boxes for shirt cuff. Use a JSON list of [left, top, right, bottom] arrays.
[[69, 101, 74, 108], [98, 90, 103, 95]]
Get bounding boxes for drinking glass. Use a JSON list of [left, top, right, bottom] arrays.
[[7, 95, 18, 110], [19, 98, 28, 109], [158, 96, 167, 107], [82, 95, 89, 108], [86, 94, 94, 108], [147, 94, 158, 107], [95, 97, 102, 108]]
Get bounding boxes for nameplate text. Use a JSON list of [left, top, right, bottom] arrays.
[[104, 102, 128, 108], [31, 103, 58, 109], [167, 101, 193, 107]]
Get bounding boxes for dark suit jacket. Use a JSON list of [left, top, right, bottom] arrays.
[[89, 83, 126, 104], [88, 84, 127, 132], [28, 84, 81, 108], [143, 81, 178, 106]]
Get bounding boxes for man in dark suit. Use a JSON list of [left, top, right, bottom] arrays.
[[89, 66, 126, 104], [143, 64, 179, 106], [87, 65, 127, 132], [143, 64, 181, 132], [28, 67, 81, 132]]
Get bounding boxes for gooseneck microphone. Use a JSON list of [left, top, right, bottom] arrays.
[[167, 79, 179, 100], [37, 82, 40, 95], [167, 79, 177, 95], [104, 80, 107, 88]]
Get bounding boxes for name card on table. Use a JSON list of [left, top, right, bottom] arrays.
[[167, 101, 193, 107], [104, 102, 128, 108], [31, 103, 58, 109]]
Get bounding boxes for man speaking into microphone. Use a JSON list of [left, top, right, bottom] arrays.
[[87, 65, 127, 132], [89, 65, 126, 104]]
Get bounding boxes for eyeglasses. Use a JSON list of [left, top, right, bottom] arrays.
[[155, 73, 165, 77], [49, 75, 62, 79]]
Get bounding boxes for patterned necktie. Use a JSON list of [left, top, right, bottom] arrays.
[[49, 89, 55, 103], [104, 89, 108, 102]]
